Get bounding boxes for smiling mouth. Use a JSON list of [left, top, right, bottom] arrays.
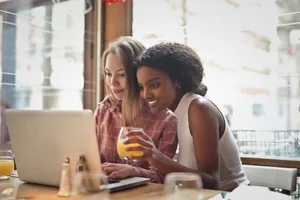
[[148, 100, 157, 107], [113, 90, 123, 94]]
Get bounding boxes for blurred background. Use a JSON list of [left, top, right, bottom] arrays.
[[0, 0, 299, 166]]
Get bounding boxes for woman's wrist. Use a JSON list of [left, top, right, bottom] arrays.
[[148, 148, 162, 167], [132, 166, 141, 177]]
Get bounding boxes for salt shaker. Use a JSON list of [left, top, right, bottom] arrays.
[[57, 157, 72, 197], [71, 155, 86, 195]]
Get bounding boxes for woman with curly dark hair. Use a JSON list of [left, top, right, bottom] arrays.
[[123, 42, 249, 191]]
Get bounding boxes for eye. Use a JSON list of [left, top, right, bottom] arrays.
[[119, 73, 126, 77], [150, 83, 160, 89], [139, 85, 144, 90], [105, 72, 112, 77]]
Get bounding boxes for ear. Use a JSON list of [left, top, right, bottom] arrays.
[[175, 81, 181, 89]]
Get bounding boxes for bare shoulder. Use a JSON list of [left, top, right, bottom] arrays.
[[188, 96, 223, 134], [188, 96, 220, 118]]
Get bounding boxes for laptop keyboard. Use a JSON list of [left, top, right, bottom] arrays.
[[108, 178, 121, 184]]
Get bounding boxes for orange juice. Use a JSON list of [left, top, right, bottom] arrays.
[[0, 159, 14, 176], [117, 140, 143, 158]]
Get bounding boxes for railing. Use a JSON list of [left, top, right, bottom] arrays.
[[232, 130, 300, 158]]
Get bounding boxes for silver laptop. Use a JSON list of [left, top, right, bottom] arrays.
[[5, 109, 150, 192]]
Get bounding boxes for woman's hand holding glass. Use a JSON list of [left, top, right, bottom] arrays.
[[117, 127, 150, 160], [121, 128, 158, 164], [117, 127, 145, 160]]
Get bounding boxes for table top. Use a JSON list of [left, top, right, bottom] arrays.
[[0, 177, 222, 200]]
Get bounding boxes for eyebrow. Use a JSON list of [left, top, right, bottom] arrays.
[[105, 68, 125, 72], [145, 77, 160, 85]]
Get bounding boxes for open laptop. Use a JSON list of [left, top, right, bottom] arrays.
[[5, 109, 150, 192]]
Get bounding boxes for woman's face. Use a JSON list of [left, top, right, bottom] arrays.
[[137, 66, 177, 113], [105, 53, 127, 100]]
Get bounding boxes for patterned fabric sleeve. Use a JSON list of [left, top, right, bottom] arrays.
[[155, 114, 178, 159], [93, 103, 106, 163], [135, 166, 165, 183]]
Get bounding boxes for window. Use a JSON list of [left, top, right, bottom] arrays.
[[0, 0, 100, 147], [223, 104, 233, 126], [133, 0, 300, 161], [278, 103, 284, 116], [252, 103, 264, 116]]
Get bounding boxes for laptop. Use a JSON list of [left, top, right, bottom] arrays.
[[5, 109, 150, 192]]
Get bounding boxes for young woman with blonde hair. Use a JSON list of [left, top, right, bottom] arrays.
[[93, 37, 178, 183]]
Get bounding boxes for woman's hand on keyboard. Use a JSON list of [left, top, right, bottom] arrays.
[[102, 162, 140, 179]]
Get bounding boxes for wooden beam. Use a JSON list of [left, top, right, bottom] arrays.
[[241, 156, 300, 169], [83, 0, 102, 111], [99, 1, 132, 100], [103, 1, 132, 46]]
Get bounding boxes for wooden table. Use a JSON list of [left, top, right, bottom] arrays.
[[0, 177, 222, 199]]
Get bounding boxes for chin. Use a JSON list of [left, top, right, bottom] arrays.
[[113, 94, 123, 101], [149, 107, 163, 114]]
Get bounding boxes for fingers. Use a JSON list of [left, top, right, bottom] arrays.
[[101, 162, 110, 167], [123, 137, 152, 148], [108, 171, 127, 179], [126, 131, 151, 141], [108, 172, 118, 179], [125, 146, 149, 152], [102, 163, 119, 175], [102, 166, 114, 175], [108, 169, 129, 179], [102, 162, 113, 170], [129, 155, 148, 161], [125, 146, 152, 161]]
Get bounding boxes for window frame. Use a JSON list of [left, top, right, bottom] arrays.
[[241, 156, 300, 170], [0, 0, 102, 111]]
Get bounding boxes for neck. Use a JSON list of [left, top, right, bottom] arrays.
[[169, 90, 184, 112]]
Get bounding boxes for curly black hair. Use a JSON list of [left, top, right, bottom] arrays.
[[135, 42, 207, 96]]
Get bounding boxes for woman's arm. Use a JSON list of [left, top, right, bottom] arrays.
[[125, 98, 222, 189], [184, 97, 221, 189]]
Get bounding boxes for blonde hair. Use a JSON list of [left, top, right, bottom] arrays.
[[101, 36, 146, 125]]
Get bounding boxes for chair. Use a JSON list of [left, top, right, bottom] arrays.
[[242, 164, 298, 193]]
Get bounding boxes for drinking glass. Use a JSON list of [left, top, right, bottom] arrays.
[[70, 172, 109, 200], [0, 150, 14, 180], [117, 127, 144, 160], [164, 172, 203, 200]]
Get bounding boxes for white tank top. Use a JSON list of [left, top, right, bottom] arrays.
[[174, 93, 249, 191]]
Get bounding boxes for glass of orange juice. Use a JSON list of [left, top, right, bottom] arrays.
[[117, 127, 143, 160], [0, 149, 14, 180]]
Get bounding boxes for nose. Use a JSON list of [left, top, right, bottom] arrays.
[[110, 75, 119, 86], [141, 88, 153, 100]]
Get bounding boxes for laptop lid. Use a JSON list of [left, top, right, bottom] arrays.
[[6, 109, 150, 191], [5, 109, 102, 187]]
